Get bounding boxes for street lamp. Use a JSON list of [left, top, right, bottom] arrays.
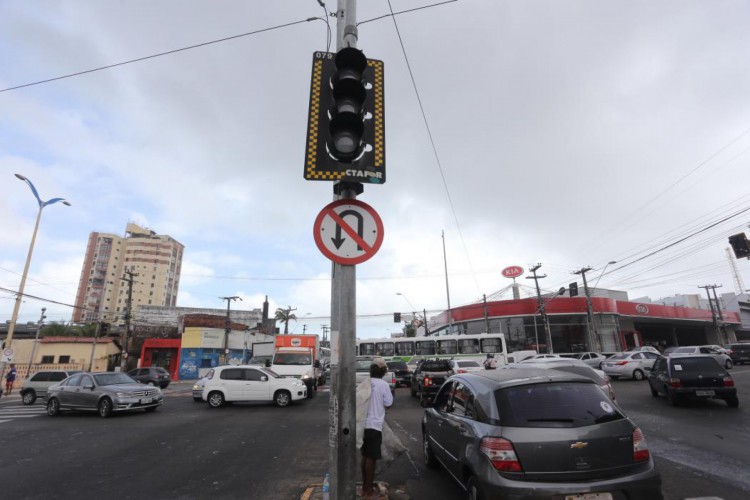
[[592, 261, 617, 292], [395, 292, 416, 312], [2, 174, 70, 370]]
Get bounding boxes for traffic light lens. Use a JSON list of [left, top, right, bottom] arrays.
[[329, 114, 365, 160]]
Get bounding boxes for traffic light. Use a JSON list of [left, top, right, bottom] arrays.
[[304, 50, 385, 183], [729, 233, 750, 259], [100, 322, 110, 336], [569, 282, 579, 297], [393, 312, 401, 323]]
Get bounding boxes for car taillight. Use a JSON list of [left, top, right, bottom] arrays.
[[668, 378, 681, 388], [632, 428, 650, 462], [723, 377, 734, 387], [424, 377, 432, 387], [480, 437, 523, 472], [615, 361, 629, 366], [457, 369, 466, 374]]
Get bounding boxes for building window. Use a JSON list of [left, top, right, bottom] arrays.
[[59, 355, 71, 363], [41, 355, 54, 364]]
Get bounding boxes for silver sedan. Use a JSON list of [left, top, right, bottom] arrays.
[[601, 352, 661, 380], [46, 372, 163, 418]]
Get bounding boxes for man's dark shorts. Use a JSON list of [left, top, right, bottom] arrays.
[[361, 428, 382, 460]]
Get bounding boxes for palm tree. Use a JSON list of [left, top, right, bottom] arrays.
[[40, 322, 73, 337], [274, 307, 297, 334]]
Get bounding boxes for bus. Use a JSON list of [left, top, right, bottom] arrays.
[[356, 333, 508, 367]]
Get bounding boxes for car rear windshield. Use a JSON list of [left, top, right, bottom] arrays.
[[387, 361, 407, 370], [457, 361, 480, 368], [494, 382, 624, 428], [420, 361, 452, 371], [669, 357, 723, 372], [673, 347, 695, 354], [731, 344, 750, 353]]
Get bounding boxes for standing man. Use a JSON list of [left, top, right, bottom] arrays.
[[361, 357, 393, 498], [5, 363, 17, 396]]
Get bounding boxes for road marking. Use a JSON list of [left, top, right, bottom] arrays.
[[0, 404, 46, 424]]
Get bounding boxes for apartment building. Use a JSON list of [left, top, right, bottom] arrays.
[[72, 222, 184, 323]]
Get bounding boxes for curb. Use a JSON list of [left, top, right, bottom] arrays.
[[301, 481, 408, 500]]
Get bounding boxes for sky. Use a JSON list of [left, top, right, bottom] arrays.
[[2, 0, 750, 340]]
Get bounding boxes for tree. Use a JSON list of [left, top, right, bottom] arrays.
[[40, 322, 73, 337], [274, 307, 297, 334], [72, 323, 99, 337]]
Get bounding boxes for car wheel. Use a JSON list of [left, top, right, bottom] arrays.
[[466, 476, 484, 500], [418, 386, 424, 401], [274, 390, 291, 407], [98, 398, 113, 418], [193, 397, 202, 402], [422, 431, 438, 469], [649, 383, 658, 397], [725, 359, 733, 370], [726, 396, 739, 408], [666, 390, 680, 407], [144, 406, 158, 413], [147, 381, 156, 386], [46, 397, 61, 416], [207, 391, 225, 408], [22, 390, 37, 405], [410, 385, 417, 398], [632, 369, 644, 381]]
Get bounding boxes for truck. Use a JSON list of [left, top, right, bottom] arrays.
[[410, 358, 454, 401], [270, 335, 324, 398]]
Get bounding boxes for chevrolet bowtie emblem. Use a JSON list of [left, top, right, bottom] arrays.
[[570, 441, 589, 449]]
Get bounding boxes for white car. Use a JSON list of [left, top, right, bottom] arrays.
[[202, 365, 307, 408], [669, 346, 733, 369], [626, 346, 661, 355], [570, 351, 609, 369], [601, 352, 661, 380], [447, 359, 483, 373], [518, 354, 562, 363]]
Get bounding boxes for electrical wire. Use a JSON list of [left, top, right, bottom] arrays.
[[384, 0, 479, 295]]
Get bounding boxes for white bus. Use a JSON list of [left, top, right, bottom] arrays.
[[356, 333, 508, 366]]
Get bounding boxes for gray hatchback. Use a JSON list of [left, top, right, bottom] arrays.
[[421, 368, 662, 499]]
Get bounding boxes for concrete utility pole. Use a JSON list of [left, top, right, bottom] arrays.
[[574, 267, 598, 352], [527, 264, 553, 353], [120, 268, 138, 371], [699, 285, 725, 345], [442, 230, 452, 328], [220, 296, 242, 364], [26, 307, 46, 378], [483, 294, 490, 333], [328, 1, 360, 498]]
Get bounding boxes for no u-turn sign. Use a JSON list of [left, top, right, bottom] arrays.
[[314, 199, 384, 265]]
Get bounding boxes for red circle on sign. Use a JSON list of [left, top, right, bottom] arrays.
[[314, 199, 384, 265], [501, 266, 524, 278]]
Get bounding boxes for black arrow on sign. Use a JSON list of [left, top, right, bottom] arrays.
[[332, 209, 364, 250]]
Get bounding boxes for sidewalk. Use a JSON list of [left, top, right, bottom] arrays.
[[300, 481, 409, 500]]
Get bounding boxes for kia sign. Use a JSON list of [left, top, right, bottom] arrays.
[[501, 266, 524, 279]]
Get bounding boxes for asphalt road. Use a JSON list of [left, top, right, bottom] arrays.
[[0, 367, 748, 499]]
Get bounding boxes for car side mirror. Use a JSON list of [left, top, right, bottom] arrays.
[[265, 360, 271, 367], [83, 383, 94, 390], [260, 376, 268, 382]]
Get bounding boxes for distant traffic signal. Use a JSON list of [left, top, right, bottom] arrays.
[[393, 312, 401, 323], [569, 282, 579, 297], [100, 322, 110, 336], [729, 233, 750, 259]]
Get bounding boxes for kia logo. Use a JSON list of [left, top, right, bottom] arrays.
[[501, 266, 524, 278]]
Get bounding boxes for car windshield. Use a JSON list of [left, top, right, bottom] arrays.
[[356, 360, 374, 371], [669, 357, 724, 372], [495, 382, 623, 428], [273, 353, 311, 365], [93, 373, 137, 386]]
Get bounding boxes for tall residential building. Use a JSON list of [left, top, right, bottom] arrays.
[[72, 222, 184, 323]]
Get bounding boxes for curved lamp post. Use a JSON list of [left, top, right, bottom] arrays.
[[2, 175, 70, 376]]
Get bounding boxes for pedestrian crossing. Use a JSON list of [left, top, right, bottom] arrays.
[[0, 402, 47, 424]]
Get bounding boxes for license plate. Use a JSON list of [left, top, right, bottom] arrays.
[[140, 398, 152, 404], [695, 390, 715, 396], [566, 494, 613, 500]]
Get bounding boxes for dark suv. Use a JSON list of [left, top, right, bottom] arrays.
[[726, 343, 750, 365], [128, 367, 171, 388], [386, 360, 411, 387]]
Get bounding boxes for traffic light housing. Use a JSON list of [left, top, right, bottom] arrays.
[[304, 50, 385, 183], [393, 312, 401, 323], [100, 322, 110, 336], [569, 282, 579, 297], [729, 233, 750, 259]]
